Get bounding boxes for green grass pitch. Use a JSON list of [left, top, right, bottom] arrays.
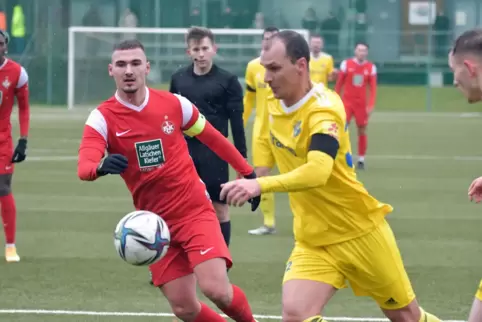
[[0, 86, 482, 321]]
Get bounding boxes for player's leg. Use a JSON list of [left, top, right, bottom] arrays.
[[353, 105, 368, 169], [468, 281, 482, 322], [333, 219, 440, 322], [151, 244, 226, 321], [248, 136, 276, 236], [186, 216, 256, 322], [0, 167, 19, 262], [282, 242, 344, 321]]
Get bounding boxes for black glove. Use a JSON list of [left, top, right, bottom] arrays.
[[244, 171, 261, 212], [11, 138, 27, 163], [97, 154, 128, 176]]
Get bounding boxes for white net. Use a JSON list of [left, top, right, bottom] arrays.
[[67, 27, 309, 110]]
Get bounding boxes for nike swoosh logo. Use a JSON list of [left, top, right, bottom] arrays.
[[116, 130, 131, 137], [200, 247, 214, 255]]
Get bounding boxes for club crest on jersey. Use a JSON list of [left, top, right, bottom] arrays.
[[293, 121, 302, 138], [135, 139, 165, 171], [162, 120, 175, 135], [2, 77, 10, 88]]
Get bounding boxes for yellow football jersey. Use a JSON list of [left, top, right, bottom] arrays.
[[265, 85, 392, 246], [243, 57, 272, 138], [309, 53, 334, 85]]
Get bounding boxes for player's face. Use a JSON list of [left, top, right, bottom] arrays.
[[261, 39, 308, 100], [0, 35, 7, 58], [310, 37, 323, 54], [109, 48, 150, 94], [354, 44, 368, 61], [187, 37, 216, 69], [449, 52, 482, 103]]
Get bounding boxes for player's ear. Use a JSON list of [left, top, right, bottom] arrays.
[[108, 63, 114, 77], [464, 60, 477, 77], [145, 60, 151, 75]]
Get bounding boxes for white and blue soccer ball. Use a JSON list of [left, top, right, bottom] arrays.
[[114, 210, 170, 266]]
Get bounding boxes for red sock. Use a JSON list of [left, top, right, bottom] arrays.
[[193, 302, 226, 322], [0, 193, 16, 244], [358, 134, 367, 157], [219, 285, 255, 322]]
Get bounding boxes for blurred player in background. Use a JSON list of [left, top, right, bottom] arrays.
[[170, 27, 247, 248], [221, 30, 441, 322], [335, 42, 377, 170], [243, 26, 278, 236], [448, 28, 482, 322], [0, 30, 30, 263], [309, 35, 336, 86], [78, 39, 260, 322]]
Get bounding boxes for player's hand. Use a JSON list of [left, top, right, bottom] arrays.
[[11, 138, 27, 163], [220, 178, 261, 211], [97, 154, 128, 176], [468, 176, 482, 203], [243, 171, 261, 211]]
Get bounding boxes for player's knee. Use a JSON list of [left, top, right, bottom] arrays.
[[382, 300, 421, 322], [282, 301, 320, 322], [0, 174, 12, 196], [357, 126, 366, 135], [199, 280, 232, 307], [170, 301, 200, 320]]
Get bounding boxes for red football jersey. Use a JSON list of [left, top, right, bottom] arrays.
[[335, 58, 377, 107], [0, 58, 29, 144], [79, 88, 214, 223]]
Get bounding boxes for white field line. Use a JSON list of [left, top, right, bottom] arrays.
[[0, 309, 466, 321]]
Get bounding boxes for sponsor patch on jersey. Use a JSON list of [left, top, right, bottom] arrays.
[[135, 139, 165, 170], [320, 121, 339, 139]]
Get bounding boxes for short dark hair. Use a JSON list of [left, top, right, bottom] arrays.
[[113, 39, 144, 51], [355, 41, 369, 49], [186, 26, 214, 44], [452, 28, 482, 55], [263, 26, 279, 37], [271, 30, 310, 65]]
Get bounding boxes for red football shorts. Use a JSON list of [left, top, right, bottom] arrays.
[[149, 214, 232, 286], [0, 142, 14, 175], [344, 102, 368, 127]]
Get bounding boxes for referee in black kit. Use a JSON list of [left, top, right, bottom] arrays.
[[169, 26, 247, 249]]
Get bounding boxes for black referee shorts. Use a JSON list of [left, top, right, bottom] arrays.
[[188, 141, 229, 203]]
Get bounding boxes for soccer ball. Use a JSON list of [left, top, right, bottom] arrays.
[[114, 210, 170, 266]]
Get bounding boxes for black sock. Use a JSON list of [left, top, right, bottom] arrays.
[[220, 221, 231, 247]]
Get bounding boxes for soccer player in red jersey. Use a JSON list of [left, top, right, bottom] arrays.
[[335, 42, 377, 170], [77, 39, 260, 322], [0, 30, 30, 263]]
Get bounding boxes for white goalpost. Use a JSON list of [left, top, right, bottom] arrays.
[[67, 26, 310, 110]]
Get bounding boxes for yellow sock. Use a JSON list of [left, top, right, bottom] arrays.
[[419, 308, 441, 322], [302, 316, 327, 322], [260, 192, 275, 227]]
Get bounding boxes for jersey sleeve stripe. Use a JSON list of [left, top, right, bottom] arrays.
[[85, 109, 108, 142], [246, 84, 256, 92], [17, 66, 28, 88], [340, 60, 347, 72], [173, 93, 195, 127], [371, 64, 377, 75]]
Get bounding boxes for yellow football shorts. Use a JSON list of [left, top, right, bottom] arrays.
[[476, 280, 482, 301], [252, 132, 274, 168], [283, 219, 415, 310]]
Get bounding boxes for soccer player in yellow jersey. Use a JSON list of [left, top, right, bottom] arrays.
[[221, 30, 441, 322], [449, 29, 482, 322], [309, 35, 336, 86], [243, 27, 279, 236]]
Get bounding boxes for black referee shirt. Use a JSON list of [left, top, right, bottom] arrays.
[[169, 64, 247, 157]]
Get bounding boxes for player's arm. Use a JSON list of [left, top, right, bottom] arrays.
[[256, 114, 341, 193], [177, 94, 254, 176], [327, 56, 336, 82], [15, 66, 29, 139], [226, 75, 247, 158], [367, 64, 378, 112], [242, 63, 256, 126], [77, 110, 127, 181], [334, 60, 347, 94]]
